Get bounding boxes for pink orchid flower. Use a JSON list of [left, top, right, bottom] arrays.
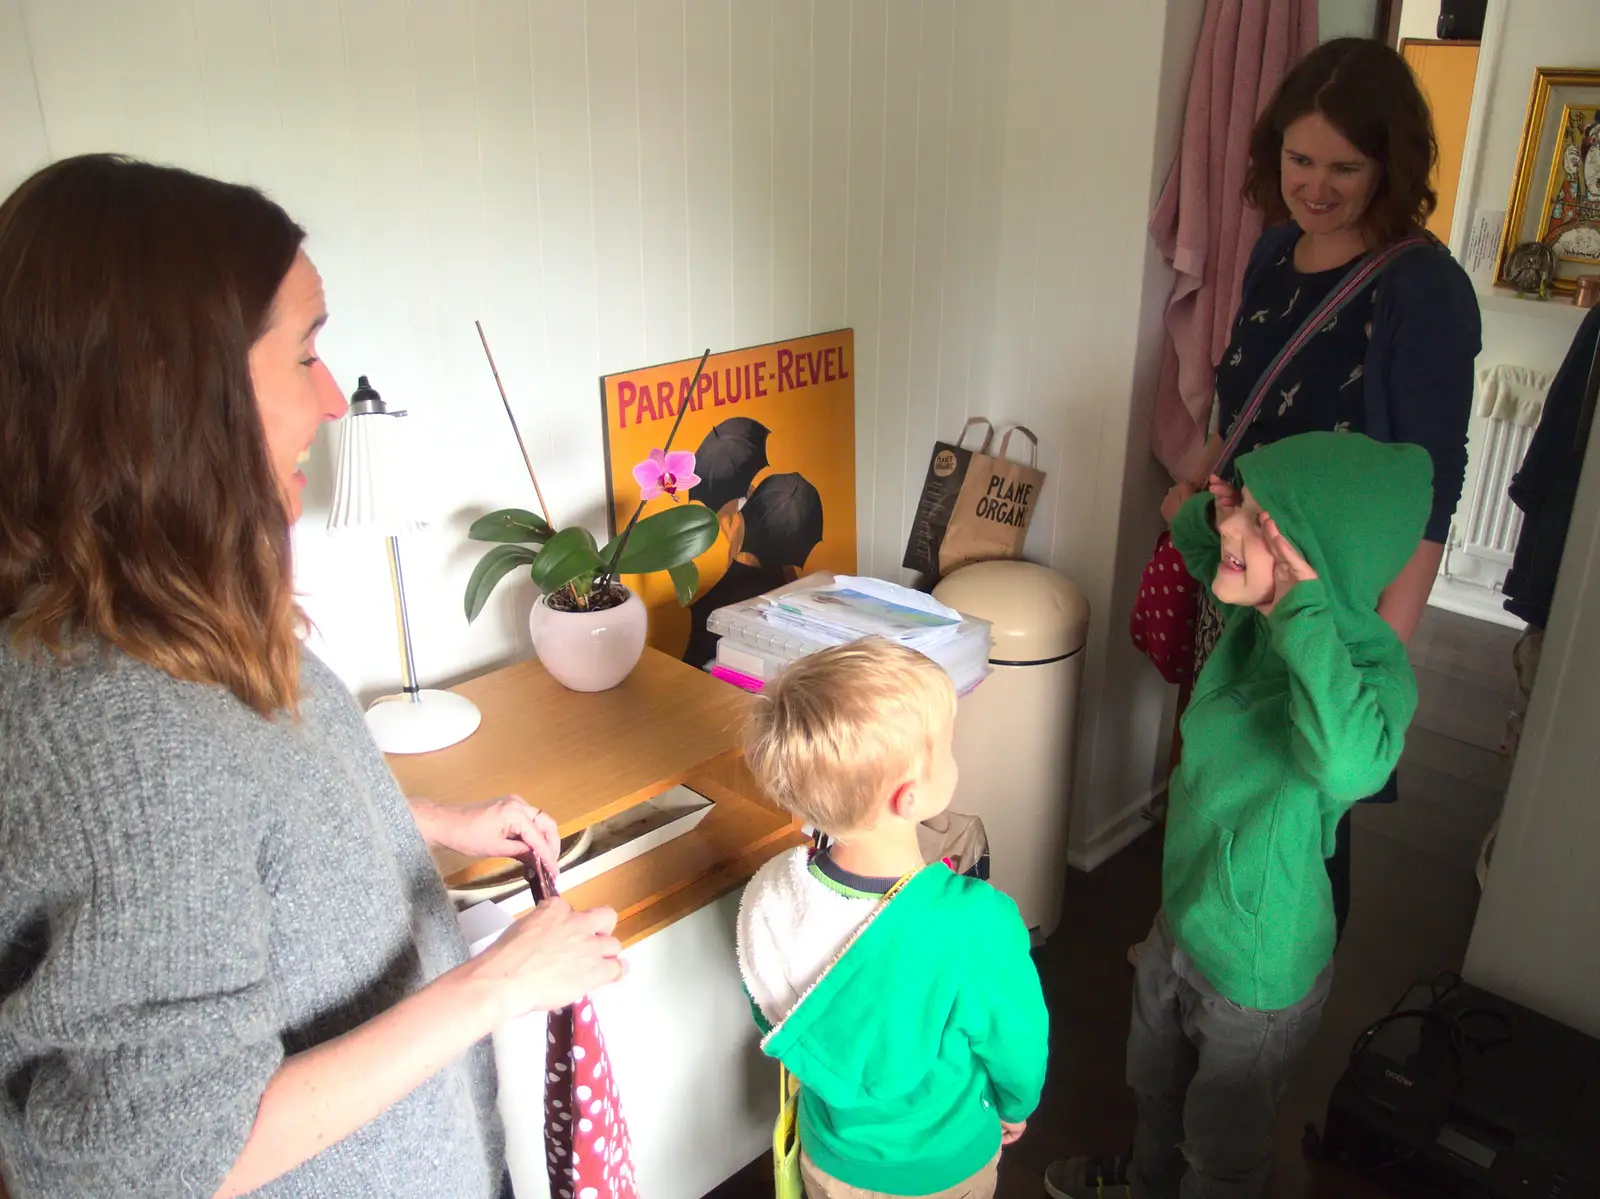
[[633, 448, 700, 503]]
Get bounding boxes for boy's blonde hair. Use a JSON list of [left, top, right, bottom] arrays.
[[744, 637, 957, 836]]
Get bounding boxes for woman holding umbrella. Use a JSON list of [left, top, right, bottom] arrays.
[[0, 154, 625, 1199]]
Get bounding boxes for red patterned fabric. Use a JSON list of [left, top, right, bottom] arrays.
[[523, 854, 639, 1199], [543, 997, 638, 1199], [1129, 532, 1199, 685]]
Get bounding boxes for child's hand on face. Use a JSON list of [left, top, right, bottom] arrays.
[[1208, 474, 1243, 513], [1260, 513, 1317, 600]]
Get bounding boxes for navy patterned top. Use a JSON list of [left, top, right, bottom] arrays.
[[1211, 223, 1482, 545], [1215, 246, 1378, 463]]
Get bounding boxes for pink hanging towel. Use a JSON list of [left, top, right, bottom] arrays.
[[524, 854, 640, 1199], [1147, 0, 1319, 479]]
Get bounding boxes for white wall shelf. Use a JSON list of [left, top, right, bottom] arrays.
[[1476, 290, 1594, 327]]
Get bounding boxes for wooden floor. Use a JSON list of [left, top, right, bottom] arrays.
[[705, 607, 1522, 1199]]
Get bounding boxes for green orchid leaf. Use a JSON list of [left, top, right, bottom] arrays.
[[463, 544, 541, 623], [529, 527, 603, 597], [468, 508, 555, 544], [666, 560, 699, 606], [610, 505, 721, 575]]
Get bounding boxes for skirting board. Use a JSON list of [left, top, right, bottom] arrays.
[[1067, 783, 1167, 873], [1428, 576, 1524, 631]]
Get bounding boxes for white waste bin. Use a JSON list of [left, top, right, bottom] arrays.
[[933, 560, 1089, 939]]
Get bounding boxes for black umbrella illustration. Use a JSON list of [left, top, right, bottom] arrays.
[[682, 472, 825, 669], [688, 418, 771, 511], [740, 472, 824, 569]]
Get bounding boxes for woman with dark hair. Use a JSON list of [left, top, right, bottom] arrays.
[[0, 155, 624, 1198], [1048, 39, 1480, 1199], [1196, 35, 1479, 941]]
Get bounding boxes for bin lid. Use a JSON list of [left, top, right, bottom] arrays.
[[932, 559, 1089, 662]]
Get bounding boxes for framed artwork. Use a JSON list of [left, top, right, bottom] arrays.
[[599, 331, 857, 663], [1495, 68, 1600, 295]]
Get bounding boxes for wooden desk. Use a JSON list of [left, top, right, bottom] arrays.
[[386, 648, 804, 946]]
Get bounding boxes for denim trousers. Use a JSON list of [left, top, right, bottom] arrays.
[[1126, 913, 1332, 1199]]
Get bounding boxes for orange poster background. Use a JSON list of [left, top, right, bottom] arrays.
[[600, 330, 858, 659]]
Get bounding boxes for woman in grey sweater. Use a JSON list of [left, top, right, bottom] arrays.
[[0, 155, 625, 1198]]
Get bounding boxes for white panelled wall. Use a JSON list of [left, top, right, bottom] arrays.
[[1, 0, 1203, 865]]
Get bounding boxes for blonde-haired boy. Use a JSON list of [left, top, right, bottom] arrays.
[[736, 638, 1049, 1199]]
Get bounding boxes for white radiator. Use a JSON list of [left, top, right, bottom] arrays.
[[1438, 364, 1551, 618], [1427, 364, 1548, 627], [1459, 417, 1535, 569]]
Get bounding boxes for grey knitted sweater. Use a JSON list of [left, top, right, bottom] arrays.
[[0, 640, 504, 1198]]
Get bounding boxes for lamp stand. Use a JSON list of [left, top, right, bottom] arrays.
[[364, 534, 481, 755]]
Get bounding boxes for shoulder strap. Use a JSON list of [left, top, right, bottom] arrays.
[[880, 870, 917, 905], [1217, 234, 1433, 473]]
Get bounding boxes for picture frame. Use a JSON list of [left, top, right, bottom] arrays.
[[596, 331, 857, 661], [1495, 67, 1600, 296]]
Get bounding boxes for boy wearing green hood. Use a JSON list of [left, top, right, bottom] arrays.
[[737, 638, 1048, 1198], [1046, 431, 1433, 1199]]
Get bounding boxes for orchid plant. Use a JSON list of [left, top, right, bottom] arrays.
[[463, 351, 720, 621]]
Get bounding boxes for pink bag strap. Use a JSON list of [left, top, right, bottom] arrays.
[[1216, 234, 1432, 474]]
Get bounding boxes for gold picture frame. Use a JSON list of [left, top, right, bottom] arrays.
[[1495, 67, 1600, 295]]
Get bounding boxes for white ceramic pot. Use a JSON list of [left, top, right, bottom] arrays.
[[528, 586, 648, 692]]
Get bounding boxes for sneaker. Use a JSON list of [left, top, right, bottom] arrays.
[[1042, 1152, 1133, 1198]]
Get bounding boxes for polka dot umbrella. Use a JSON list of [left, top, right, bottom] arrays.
[[524, 854, 639, 1199]]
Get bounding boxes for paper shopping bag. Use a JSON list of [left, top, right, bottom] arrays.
[[902, 419, 1046, 579]]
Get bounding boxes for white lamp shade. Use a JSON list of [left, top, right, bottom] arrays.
[[326, 410, 428, 536]]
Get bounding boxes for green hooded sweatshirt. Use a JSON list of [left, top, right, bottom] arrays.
[[747, 861, 1048, 1194], [1166, 431, 1432, 1010]]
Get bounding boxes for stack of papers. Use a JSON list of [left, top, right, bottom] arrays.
[[702, 573, 992, 695], [761, 576, 966, 654]]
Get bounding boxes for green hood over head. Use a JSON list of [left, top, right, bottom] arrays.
[[1236, 431, 1432, 621], [1161, 431, 1430, 1009]]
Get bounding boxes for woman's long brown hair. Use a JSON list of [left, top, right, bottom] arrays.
[[0, 155, 308, 716]]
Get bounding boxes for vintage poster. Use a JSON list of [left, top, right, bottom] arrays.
[[599, 330, 857, 662]]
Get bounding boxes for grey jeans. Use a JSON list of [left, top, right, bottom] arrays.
[[1127, 913, 1332, 1199]]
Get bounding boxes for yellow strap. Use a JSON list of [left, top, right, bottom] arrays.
[[771, 867, 917, 1182], [882, 871, 914, 902]]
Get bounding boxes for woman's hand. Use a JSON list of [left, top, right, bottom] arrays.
[[463, 899, 627, 1022], [1261, 513, 1317, 601], [214, 895, 627, 1197], [410, 795, 559, 868], [1160, 480, 1198, 524], [1000, 1119, 1027, 1146]]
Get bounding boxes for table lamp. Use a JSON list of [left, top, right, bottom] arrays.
[[326, 376, 482, 754]]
